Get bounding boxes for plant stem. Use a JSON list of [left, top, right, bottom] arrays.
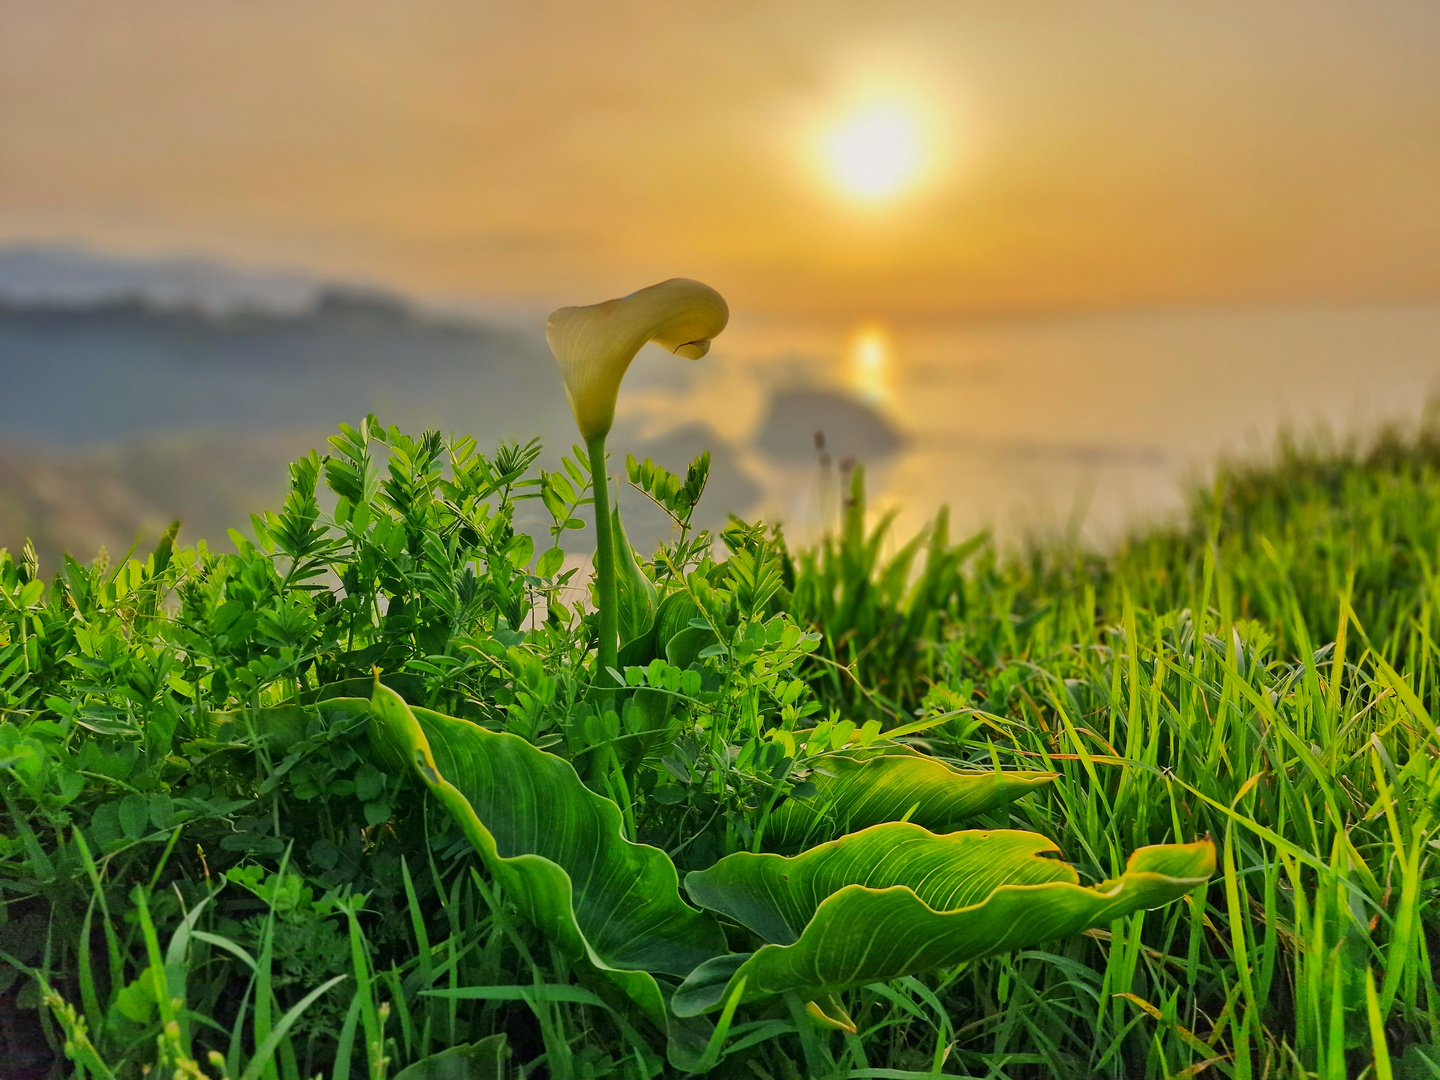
[[587, 433, 619, 696]]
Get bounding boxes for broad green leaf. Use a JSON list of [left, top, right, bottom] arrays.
[[612, 509, 657, 647], [364, 682, 726, 1055], [304, 674, 427, 706], [535, 546, 565, 579], [391, 1034, 507, 1080], [117, 793, 150, 839], [762, 744, 1056, 851], [655, 591, 700, 647], [213, 704, 312, 754], [675, 824, 1214, 1014], [666, 625, 717, 670]]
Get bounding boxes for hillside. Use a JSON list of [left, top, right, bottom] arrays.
[[2, 416, 1436, 1077]]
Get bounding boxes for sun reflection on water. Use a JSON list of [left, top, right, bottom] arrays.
[[849, 320, 894, 407]]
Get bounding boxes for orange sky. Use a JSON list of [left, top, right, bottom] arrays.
[[2, 0, 1438, 318]]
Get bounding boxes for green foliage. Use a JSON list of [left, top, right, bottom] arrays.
[[625, 451, 710, 535], [2, 413, 1435, 1078], [366, 682, 724, 1038], [755, 738, 1056, 853], [391, 1035, 508, 1080], [365, 680, 1155, 1069], [677, 828, 1213, 1012], [788, 466, 979, 719]]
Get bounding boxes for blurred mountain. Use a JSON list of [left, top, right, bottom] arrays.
[[0, 244, 322, 314], [0, 287, 565, 447], [0, 245, 769, 566]]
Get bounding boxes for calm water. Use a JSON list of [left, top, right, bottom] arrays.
[[623, 302, 1440, 547]]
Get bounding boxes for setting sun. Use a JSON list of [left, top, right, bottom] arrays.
[[823, 104, 924, 202]]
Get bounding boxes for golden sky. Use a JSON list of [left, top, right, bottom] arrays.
[[2, 0, 1438, 318]]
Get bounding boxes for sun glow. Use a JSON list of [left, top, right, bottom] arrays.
[[849, 321, 894, 406], [823, 103, 924, 202]]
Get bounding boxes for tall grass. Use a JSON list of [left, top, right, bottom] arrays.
[[6, 411, 1439, 1077], [907, 413, 1440, 1077]]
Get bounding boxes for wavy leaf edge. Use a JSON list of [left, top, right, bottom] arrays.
[[675, 824, 1215, 1015], [358, 682, 727, 1039], [763, 743, 1058, 850]]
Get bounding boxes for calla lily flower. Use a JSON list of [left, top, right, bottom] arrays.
[[546, 278, 729, 440], [546, 277, 726, 712]]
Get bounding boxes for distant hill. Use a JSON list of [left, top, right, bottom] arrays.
[[0, 245, 906, 567], [0, 287, 564, 447], [0, 433, 307, 570], [0, 244, 322, 313], [0, 249, 565, 564], [0, 251, 771, 564]]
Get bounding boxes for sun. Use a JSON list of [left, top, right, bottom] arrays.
[[823, 103, 924, 202]]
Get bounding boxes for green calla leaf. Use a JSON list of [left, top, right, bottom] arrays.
[[391, 1034, 507, 1080], [763, 744, 1056, 851], [618, 688, 677, 767], [666, 625, 717, 670], [612, 509, 657, 647], [364, 682, 726, 1065], [655, 591, 701, 647], [213, 704, 312, 754], [303, 674, 427, 706], [617, 632, 657, 670], [675, 824, 1214, 1014]]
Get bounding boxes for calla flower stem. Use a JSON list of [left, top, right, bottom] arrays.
[[587, 433, 620, 697]]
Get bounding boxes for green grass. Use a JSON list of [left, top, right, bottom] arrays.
[[2, 411, 1438, 1078], [927, 537, 1437, 1077], [764, 416, 1440, 1077]]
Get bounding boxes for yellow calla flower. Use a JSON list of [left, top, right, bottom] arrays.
[[546, 278, 729, 440]]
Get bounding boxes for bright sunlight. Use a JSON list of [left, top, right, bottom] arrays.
[[823, 103, 924, 202], [848, 320, 894, 405]]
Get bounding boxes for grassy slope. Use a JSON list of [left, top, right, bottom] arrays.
[[889, 417, 1440, 1078], [3, 415, 1438, 1078]]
